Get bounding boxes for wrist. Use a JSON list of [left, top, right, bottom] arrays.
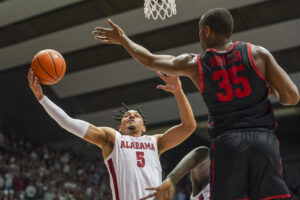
[[119, 34, 128, 46], [173, 88, 184, 96], [36, 94, 44, 101], [166, 175, 177, 185]]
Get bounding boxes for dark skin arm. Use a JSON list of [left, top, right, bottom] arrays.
[[140, 146, 209, 200], [92, 19, 199, 82], [252, 45, 299, 105]]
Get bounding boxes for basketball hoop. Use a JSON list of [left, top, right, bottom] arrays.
[[144, 0, 177, 20]]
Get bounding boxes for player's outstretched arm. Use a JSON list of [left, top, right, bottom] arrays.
[[153, 72, 196, 156], [27, 69, 115, 149], [255, 46, 299, 105], [140, 147, 209, 200], [92, 19, 196, 77]]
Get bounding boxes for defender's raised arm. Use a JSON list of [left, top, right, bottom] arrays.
[[92, 19, 197, 78]]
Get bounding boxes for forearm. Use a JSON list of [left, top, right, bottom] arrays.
[[173, 89, 196, 131], [121, 36, 179, 75], [39, 96, 89, 138], [167, 147, 208, 184]]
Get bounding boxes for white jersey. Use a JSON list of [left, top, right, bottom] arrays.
[[190, 184, 210, 200], [104, 131, 162, 200]]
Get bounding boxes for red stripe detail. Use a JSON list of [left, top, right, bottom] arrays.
[[107, 158, 120, 200], [277, 140, 283, 175], [207, 121, 214, 128], [210, 141, 216, 200], [234, 198, 250, 200], [211, 141, 216, 151], [197, 54, 204, 94], [210, 156, 215, 200], [206, 41, 239, 53], [260, 194, 291, 200], [247, 43, 267, 82]]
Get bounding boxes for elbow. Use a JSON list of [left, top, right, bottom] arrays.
[[183, 120, 197, 134], [280, 90, 300, 105], [192, 146, 209, 163]]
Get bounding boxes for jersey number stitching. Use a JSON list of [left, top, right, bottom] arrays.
[[212, 64, 251, 102], [136, 151, 145, 168]]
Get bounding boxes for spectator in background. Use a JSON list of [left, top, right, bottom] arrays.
[[24, 181, 36, 200]]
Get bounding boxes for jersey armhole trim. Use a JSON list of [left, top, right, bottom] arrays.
[[247, 43, 267, 82], [197, 54, 204, 94]]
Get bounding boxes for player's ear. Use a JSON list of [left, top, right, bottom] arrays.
[[205, 25, 211, 37], [142, 125, 146, 133]]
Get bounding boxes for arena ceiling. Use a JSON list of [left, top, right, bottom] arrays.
[[0, 0, 300, 145]]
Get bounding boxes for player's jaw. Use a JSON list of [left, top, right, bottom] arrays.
[[119, 110, 146, 136]]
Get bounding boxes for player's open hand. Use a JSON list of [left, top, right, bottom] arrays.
[[140, 179, 175, 200], [156, 72, 182, 94], [92, 19, 125, 45], [28, 69, 44, 101]]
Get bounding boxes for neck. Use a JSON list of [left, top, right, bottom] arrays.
[[207, 36, 232, 51], [123, 130, 142, 137]]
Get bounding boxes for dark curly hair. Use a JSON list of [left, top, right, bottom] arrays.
[[112, 103, 146, 124], [199, 8, 234, 37]]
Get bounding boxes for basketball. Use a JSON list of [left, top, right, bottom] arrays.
[[31, 49, 66, 85]]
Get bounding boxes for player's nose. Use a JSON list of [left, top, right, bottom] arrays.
[[128, 114, 135, 119]]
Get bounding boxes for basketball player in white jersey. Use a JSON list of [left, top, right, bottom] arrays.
[[28, 69, 196, 200], [141, 146, 210, 200]]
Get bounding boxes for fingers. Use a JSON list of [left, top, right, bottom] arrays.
[[107, 18, 120, 30], [94, 36, 113, 44], [156, 71, 167, 82], [145, 187, 157, 191], [156, 85, 167, 91], [140, 192, 156, 200], [94, 27, 111, 32]]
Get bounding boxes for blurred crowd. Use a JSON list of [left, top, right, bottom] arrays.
[[0, 131, 112, 200], [0, 128, 299, 200]]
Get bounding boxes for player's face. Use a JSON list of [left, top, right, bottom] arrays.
[[119, 110, 146, 135]]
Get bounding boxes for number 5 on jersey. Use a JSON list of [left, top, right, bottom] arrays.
[[136, 151, 145, 168]]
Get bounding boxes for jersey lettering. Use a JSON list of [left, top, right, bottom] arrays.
[[213, 64, 251, 102]]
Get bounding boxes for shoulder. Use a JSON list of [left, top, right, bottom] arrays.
[[249, 44, 271, 60]]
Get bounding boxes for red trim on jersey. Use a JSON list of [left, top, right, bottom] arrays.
[[206, 41, 239, 53], [247, 43, 267, 82], [260, 194, 291, 200], [209, 157, 215, 200], [197, 54, 204, 94], [277, 140, 283, 175], [211, 142, 216, 151], [207, 121, 214, 128], [234, 198, 250, 200], [107, 158, 120, 200]]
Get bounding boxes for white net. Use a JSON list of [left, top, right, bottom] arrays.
[[144, 0, 177, 20]]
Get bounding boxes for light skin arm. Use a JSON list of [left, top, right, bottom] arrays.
[[151, 72, 197, 156], [28, 70, 115, 157], [253, 45, 299, 105], [92, 19, 197, 77], [140, 147, 209, 200]]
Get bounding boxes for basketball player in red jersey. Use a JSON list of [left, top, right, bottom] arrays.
[[28, 69, 196, 200], [92, 8, 299, 200]]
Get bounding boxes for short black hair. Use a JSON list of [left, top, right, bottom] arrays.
[[112, 103, 146, 123], [199, 8, 234, 37]]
